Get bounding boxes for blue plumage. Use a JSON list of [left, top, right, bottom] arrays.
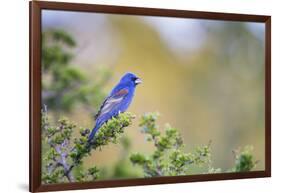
[[88, 72, 142, 142]]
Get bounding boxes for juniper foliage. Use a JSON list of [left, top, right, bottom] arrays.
[[130, 113, 257, 177], [41, 107, 135, 183], [42, 111, 257, 183]]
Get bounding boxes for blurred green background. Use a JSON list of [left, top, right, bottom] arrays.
[[42, 10, 265, 178]]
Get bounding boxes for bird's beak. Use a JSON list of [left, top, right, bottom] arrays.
[[135, 78, 142, 85]]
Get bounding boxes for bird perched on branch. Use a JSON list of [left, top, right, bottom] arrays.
[[88, 72, 142, 143]]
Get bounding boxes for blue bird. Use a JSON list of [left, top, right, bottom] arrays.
[[88, 72, 142, 143]]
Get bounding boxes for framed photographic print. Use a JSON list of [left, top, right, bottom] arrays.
[[29, 1, 271, 192]]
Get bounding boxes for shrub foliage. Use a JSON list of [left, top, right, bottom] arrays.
[[42, 110, 257, 183], [41, 107, 135, 183]]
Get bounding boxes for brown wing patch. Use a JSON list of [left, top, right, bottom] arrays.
[[114, 89, 129, 97]]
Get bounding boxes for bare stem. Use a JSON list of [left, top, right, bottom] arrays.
[[55, 145, 75, 182]]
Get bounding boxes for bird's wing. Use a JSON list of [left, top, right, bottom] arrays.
[[94, 87, 129, 120]]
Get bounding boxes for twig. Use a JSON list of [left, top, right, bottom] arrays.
[[55, 144, 75, 182]]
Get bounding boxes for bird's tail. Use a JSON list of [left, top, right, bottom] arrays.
[[72, 124, 100, 163], [87, 124, 100, 144]]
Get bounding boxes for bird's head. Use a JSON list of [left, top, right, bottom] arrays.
[[120, 72, 142, 86]]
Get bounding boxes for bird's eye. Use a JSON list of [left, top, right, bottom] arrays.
[[131, 77, 137, 81]]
